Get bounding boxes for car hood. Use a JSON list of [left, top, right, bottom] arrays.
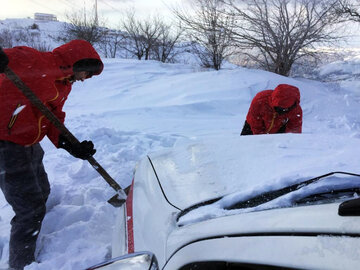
[[148, 134, 360, 210], [166, 202, 360, 258]]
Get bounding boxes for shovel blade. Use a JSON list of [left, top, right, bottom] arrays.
[[107, 186, 130, 207], [108, 193, 126, 207]]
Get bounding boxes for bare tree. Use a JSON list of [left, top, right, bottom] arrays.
[[221, 0, 344, 76], [151, 23, 183, 63], [336, 0, 360, 21], [119, 11, 146, 60], [140, 16, 163, 60], [172, 0, 235, 70], [119, 11, 165, 60], [60, 10, 107, 45], [98, 29, 125, 58], [0, 29, 13, 48], [22, 30, 52, 51], [0, 28, 51, 51]]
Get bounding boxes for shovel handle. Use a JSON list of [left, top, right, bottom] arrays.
[[4, 66, 123, 193]]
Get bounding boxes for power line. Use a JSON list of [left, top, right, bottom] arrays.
[[58, 0, 83, 10], [57, 0, 74, 9], [98, 0, 123, 13], [29, 0, 60, 15]]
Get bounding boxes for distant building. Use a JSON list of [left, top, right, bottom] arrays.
[[34, 13, 57, 21]]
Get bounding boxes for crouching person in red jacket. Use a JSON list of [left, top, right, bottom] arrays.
[[241, 84, 302, 135], [0, 40, 103, 270]]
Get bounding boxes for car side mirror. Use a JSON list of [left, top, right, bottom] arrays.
[[338, 198, 360, 216], [86, 251, 159, 270]]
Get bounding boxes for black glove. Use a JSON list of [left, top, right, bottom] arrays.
[[0, 47, 9, 73], [58, 134, 96, 160]]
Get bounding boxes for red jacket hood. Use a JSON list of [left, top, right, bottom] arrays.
[[52, 40, 103, 78], [270, 84, 300, 108]]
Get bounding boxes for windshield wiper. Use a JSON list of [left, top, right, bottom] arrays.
[[295, 187, 360, 206], [225, 171, 360, 210], [177, 171, 360, 221]]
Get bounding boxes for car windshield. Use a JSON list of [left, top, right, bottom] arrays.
[[177, 172, 360, 226]]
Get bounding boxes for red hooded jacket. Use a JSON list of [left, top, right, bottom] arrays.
[[246, 84, 302, 134], [0, 40, 103, 146]]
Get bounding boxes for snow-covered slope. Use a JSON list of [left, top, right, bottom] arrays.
[[0, 18, 66, 48], [0, 57, 359, 269]]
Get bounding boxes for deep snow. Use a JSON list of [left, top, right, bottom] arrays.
[[1, 22, 360, 270]]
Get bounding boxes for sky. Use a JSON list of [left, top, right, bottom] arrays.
[[1, 0, 183, 27]]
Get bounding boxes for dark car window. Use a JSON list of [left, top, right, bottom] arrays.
[[179, 261, 304, 270]]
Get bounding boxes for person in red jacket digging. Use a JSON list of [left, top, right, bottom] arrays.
[[241, 84, 302, 135], [0, 40, 103, 270]]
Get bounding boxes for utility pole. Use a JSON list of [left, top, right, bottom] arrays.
[[95, 0, 98, 25], [84, 0, 87, 24]]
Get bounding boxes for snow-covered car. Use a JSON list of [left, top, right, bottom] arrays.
[[88, 134, 360, 270]]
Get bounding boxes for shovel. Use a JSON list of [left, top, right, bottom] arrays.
[[3, 66, 127, 207]]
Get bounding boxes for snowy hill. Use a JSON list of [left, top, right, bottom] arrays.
[[0, 18, 66, 49], [0, 18, 360, 270]]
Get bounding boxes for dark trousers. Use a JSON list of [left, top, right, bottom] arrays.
[[0, 141, 50, 270], [240, 120, 287, 135], [240, 120, 253, 135]]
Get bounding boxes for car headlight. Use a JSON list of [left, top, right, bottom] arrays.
[[86, 251, 159, 270]]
